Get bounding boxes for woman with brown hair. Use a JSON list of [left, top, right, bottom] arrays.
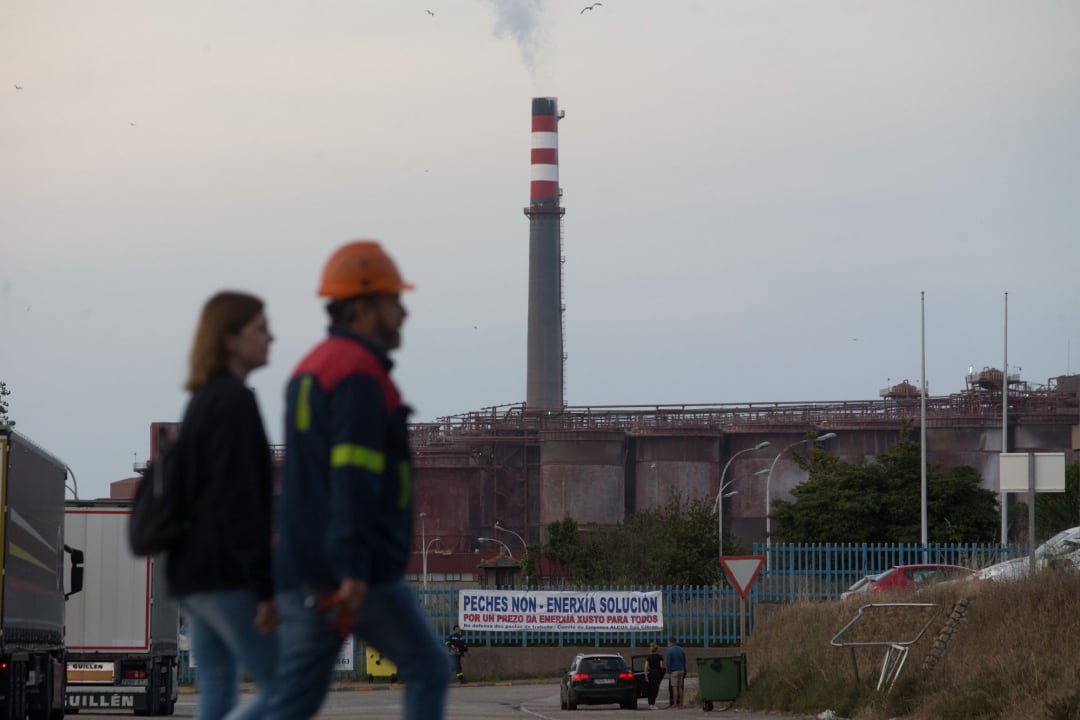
[[166, 291, 278, 720]]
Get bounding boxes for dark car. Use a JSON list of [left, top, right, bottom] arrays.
[[560, 653, 638, 710]]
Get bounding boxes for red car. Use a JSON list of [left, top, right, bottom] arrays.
[[863, 564, 975, 594]]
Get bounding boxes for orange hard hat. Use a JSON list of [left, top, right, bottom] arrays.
[[317, 240, 415, 299]]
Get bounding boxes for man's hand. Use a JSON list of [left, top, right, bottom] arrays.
[[254, 600, 279, 635], [338, 577, 369, 613]]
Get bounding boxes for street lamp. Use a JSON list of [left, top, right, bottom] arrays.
[[477, 537, 513, 558], [764, 433, 837, 566], [717, 490, 738, 558], [716, 441, 771, 560], [419, 511, 427, 573], [495, 521, 528, 585], [422, 537, 442, 593]]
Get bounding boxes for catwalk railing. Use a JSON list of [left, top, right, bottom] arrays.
[[408, 391, 1079, 446]]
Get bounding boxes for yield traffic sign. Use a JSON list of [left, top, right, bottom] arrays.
[[720, 555, 765, 598]]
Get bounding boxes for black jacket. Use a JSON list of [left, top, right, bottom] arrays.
[[276, 326, 413, 592], [165, 373, 274, 600]]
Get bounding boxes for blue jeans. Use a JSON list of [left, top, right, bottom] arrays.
[[268, 580, 450, 720], [181, 590, 279, 720]]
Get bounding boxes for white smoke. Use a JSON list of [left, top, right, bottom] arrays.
[[483, 0, 544, 72]]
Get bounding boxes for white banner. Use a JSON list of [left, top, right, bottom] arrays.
[[458, 590, 663, 632]]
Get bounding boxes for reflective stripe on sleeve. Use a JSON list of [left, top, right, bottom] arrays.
[[397, 462, 412, 509], [330, 443, 386, 473], [295, 376, 313, 432]]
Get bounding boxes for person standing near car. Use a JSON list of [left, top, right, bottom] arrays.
[[269, 240, 450, 720], [446, 624, 468, 682], [665, 636, 687, 709], [645, 642, 665, 710]]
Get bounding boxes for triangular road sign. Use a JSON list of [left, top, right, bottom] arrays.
[[720, 555, 766, 598]]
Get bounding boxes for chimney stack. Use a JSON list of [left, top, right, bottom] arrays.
[[524, 97, 565, 410]]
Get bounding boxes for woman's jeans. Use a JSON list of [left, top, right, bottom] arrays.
[[181, 590, 278, 720], [269, 579, 450, 720]]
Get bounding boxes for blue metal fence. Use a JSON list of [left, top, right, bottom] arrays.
[[753, 542, 1019, 602], [176, 543, 1017, 684]]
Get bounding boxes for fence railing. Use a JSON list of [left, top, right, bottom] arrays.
[[176, 542, 1019, 683], [753, 542, 1020, 602]]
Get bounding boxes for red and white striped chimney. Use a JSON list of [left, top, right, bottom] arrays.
[[530, 97, 560, 206], [524, 97, 565, 409]]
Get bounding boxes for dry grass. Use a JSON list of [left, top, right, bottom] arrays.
[[739, 569, 1080, 719]]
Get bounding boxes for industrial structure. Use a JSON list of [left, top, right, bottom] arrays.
[[118, 99, 1080, 587], [409, 370, 1080, 560]]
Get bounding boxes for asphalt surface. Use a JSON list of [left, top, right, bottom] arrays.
[[110, 677, 813, 720]]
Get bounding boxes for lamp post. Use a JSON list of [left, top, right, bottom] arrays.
[[422, 537, 442, 594], [419, 511, 426, 577], [716, 441, 771, 560], [765, 433, 837, 567], [495, 521, 528, 585], [478, 537, 513, 558], [718, 490, 738, 558]]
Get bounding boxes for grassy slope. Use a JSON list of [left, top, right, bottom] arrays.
[[738, 569, 1080, 720]]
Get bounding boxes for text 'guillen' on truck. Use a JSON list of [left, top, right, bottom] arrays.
[[0, 428, 84, 719]]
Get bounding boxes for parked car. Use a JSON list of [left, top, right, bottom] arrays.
[[859, 564, 975, 595], [560, 653, 638, 710], [977, 525, 1080, 581], [840, 572, 887, 600]]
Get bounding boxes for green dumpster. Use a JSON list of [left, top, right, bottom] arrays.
[[695, 654, 747, 711]]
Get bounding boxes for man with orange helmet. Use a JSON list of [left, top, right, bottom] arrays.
[[269, 241, 449, 719]]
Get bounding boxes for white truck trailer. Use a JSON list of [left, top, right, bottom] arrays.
[[63, 501, 179, 715]]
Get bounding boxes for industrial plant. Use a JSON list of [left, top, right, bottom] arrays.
[[123, 98, 1080, 587]]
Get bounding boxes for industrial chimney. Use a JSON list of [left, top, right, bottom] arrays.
[[524, 97, 565, 410]]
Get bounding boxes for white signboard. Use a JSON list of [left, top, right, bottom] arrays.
[[458, 589, 663, 632], [335, 635, 356, 672], [999, 453, 1066, 492]]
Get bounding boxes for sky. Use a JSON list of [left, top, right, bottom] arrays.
[[2, 1, 1078, 501]]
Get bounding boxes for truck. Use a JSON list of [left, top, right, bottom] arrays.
[[63, 500, 179, 715], [0, 427, 83, 719]]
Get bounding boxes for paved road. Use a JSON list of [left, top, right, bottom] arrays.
[[71, 679, 808, 719]]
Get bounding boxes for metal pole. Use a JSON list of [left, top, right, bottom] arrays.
[[716, 442, 770, 561], [1001, 291, 1009, 546], [1028, 452, 1036, 575], [766, 441, 806, 570], [416, 515, 425, 595], [478, 537, 513, 557], [920, 291, 928, 557], [495, 522, 528, 585], [765, 434, 835, 569]]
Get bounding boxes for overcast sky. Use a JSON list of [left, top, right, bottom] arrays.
[[3, 1, 1078, 500]]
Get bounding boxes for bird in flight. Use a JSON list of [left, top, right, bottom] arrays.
[[580, 2, 602, 14], [426, 9, 434, 16], [14, 84, 24, 90]]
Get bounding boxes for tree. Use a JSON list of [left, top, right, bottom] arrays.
[[539, 496, 745, 586], [771, 425, 999, 544], [0, 381, 14, 428], [542, 516, 584, 579]]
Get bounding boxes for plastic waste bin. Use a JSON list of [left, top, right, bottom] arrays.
[[695, 654, 746, 711]]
